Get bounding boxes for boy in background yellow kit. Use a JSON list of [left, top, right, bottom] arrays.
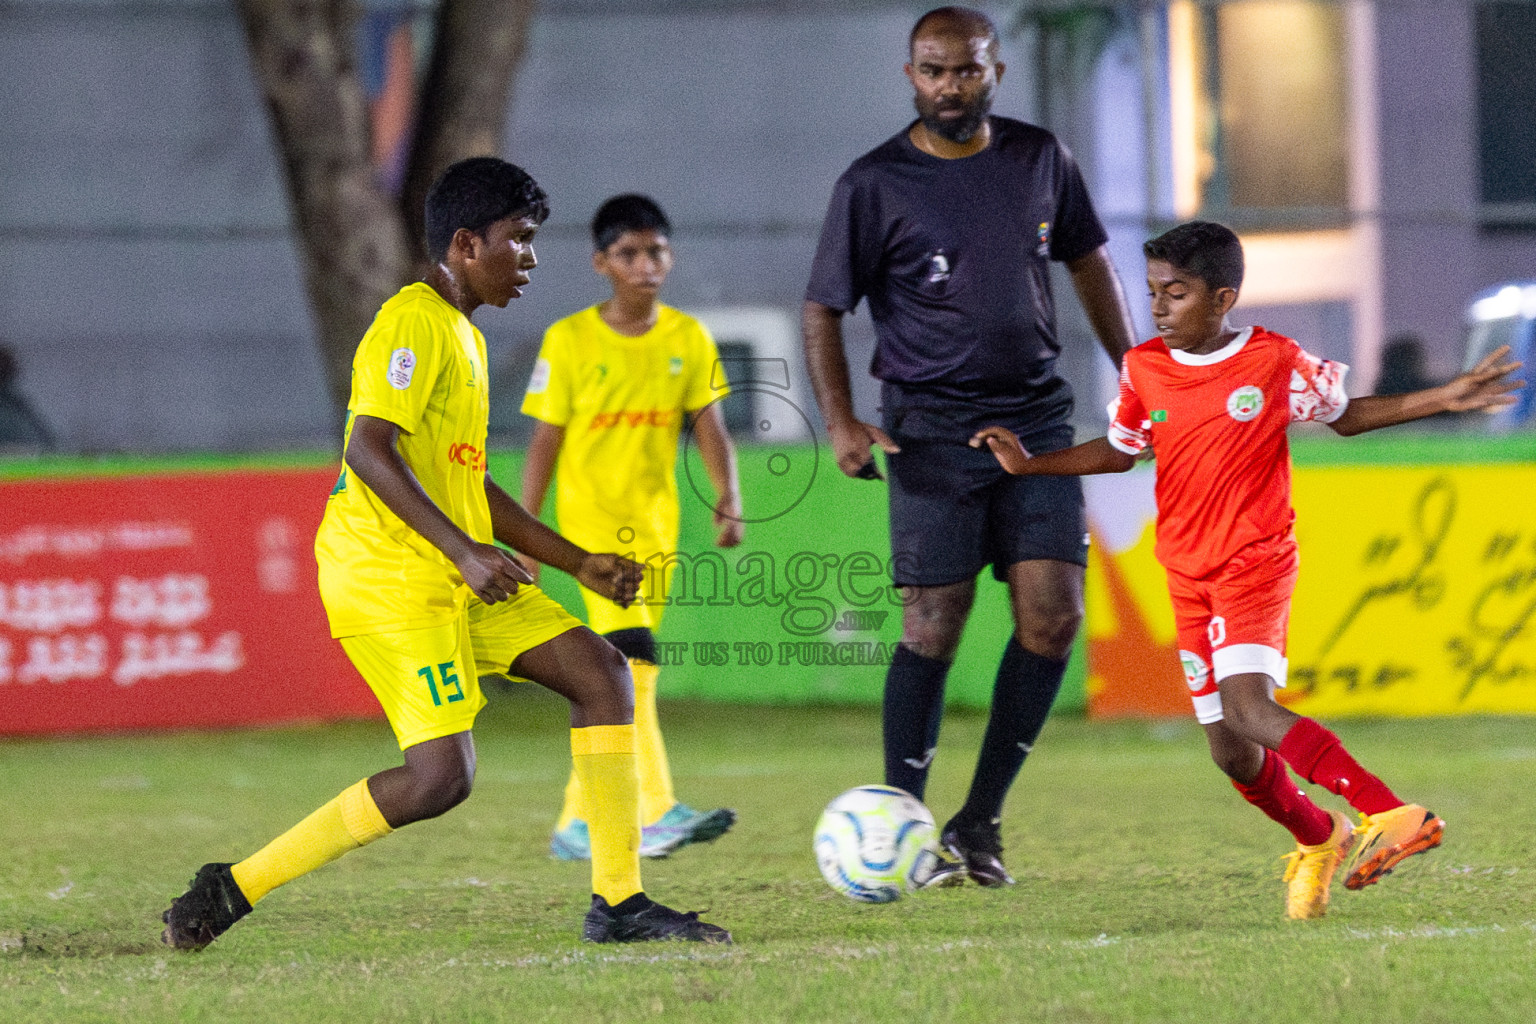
[[522, 194, 743, 860]]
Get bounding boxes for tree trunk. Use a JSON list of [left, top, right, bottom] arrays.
[[238, 0, 413, 413], [400, 0, 537, 268], [239, 0, 535, 413]]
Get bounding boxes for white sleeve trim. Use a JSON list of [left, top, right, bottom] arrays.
[[1317, 369, 1350, 424], [1106, 429, 1144, 456], [1290, 359, 1350, 424], [1316, 395, 1349, 424], [1106, 370, 1150, 454]]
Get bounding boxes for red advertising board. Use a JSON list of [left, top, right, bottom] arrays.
[[0, 468, 382, 734]]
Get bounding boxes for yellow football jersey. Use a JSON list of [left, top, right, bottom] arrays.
[[521, 304, 725, 556], [316, 282, 493, 638]]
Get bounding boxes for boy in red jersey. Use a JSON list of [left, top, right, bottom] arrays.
[[971, 221, 1522, 919]]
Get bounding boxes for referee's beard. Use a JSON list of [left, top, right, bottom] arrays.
[[914, 89, 994, 145]]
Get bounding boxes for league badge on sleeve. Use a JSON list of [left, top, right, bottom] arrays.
[[388, 348, 417, 390], [527, 357, 551, 395]]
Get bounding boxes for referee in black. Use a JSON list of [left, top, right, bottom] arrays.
[[802, 6, 1136, 886]]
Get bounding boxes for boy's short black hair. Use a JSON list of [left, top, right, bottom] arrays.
[[424, 157, 549, 263], [1143, 221, 1245, 292], [591, 194, 671, 252]]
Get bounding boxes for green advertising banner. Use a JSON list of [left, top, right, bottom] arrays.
[[487, 444, 1086, 713]]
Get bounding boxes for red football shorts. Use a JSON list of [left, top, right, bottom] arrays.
[[1165, 534, 1299, 724]]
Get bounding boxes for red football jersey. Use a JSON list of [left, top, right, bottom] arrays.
[[1107, 327, 1349, 579]]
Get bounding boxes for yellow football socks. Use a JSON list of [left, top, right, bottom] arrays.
[[630, 661, 676, 822], [555, 660, 675, 829], [571, 723, 643, 904], [554, 771, 582, 832], [230, 778, 393, 904]]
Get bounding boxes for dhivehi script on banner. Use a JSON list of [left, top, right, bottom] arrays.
[[0, 468, 381, 735], [1083, 463, 1536, 719]]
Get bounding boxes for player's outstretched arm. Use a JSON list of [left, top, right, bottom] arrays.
[[970, 428, 1136, 477], [483, 476, 644, 609], [346, 415, 532, 604], [1329, 344, 1524, 436], [515, 420, 566, 581], [689, 404, 744, 547], [803, 300, 901, 478]]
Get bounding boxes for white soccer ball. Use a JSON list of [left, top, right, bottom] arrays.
[[814, 784, 941, 903]]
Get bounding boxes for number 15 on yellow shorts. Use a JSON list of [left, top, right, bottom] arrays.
[[340, 615, 487, 751]]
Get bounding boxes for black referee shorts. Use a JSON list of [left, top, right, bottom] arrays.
[[881, 414, 1088, 588]]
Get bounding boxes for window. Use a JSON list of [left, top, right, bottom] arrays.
[[1477, 2, 1536, 223], [1170, 0, 1349, 228]]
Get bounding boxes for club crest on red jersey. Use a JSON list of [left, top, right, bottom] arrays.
[[1226, 385, 1264, 422]]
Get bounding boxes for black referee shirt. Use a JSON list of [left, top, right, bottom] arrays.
[[806, 116, 1108, 428]]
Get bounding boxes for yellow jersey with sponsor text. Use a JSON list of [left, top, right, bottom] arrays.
[[520, 304, 724, 554], [316, 282, 493, 637]]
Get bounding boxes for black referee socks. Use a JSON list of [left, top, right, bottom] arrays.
[[883, 644, 951, 800], [954, 637, 1067, 828]]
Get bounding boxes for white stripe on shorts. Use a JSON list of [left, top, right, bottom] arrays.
[[1212, 643, 1288, 688]]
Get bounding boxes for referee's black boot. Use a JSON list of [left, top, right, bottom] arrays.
[[941, 819, 1015, 888], [582, 892, 731, 944]]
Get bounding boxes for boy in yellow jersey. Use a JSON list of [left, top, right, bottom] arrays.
[[520, 194, 743, 861], [160, 159, 728, 948]]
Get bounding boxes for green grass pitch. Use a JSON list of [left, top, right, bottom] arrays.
[[3, 692, 1535, 1023]]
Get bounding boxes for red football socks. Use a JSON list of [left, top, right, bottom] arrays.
[[1232, 747, 1334, 846], [1278, 717, 1402, 816]]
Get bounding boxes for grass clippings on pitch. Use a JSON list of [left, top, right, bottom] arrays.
[[2, 690, 1534, 1023]]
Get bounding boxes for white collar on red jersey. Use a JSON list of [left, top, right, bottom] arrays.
[[1166, 326, 1254, 366]]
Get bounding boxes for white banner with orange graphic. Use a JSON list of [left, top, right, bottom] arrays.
[[1084, 463, 1536, 719]]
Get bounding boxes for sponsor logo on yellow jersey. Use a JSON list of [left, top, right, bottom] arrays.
[[587, 409, 678, 430]]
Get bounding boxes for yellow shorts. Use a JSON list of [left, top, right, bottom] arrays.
[[579, 581, 660, 634], [467, 583, 586, 677], [341, 615, 487, 751], [567, 529, 678, 635], [342, 585, 582, 749]]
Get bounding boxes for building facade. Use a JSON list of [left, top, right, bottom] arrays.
[[0, 0, 1529, 451]]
